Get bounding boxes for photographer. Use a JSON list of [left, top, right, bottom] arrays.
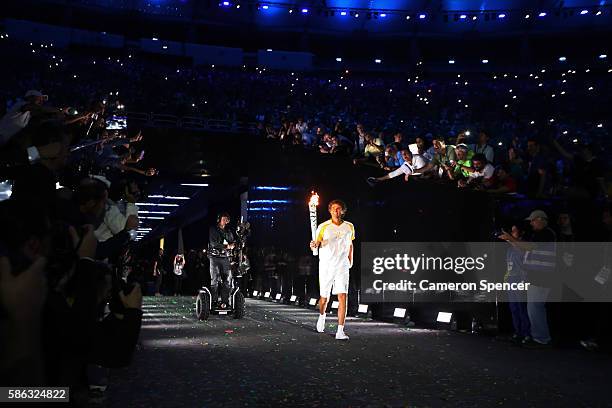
[[499, 210, 557, 348]]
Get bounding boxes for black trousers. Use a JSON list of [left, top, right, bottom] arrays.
[[174, 274, 184, 295], [209, 257, 232, 305], [154, 273, 163, 294]]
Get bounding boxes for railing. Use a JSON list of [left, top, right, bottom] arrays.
[[125, 111, 258, 134]]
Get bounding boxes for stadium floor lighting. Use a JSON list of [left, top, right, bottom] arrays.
[[180, 183, 209, 187], [482, 59, 489, 64], [252, 290, 259, 297], [290, 295, 297, 302], [393, 308, 407, 318], [135, 203, 179, 207], [437, 312, 453, 323], [264, 292, 271, 299], [559, 56, 567, 62], [331, 301, 339, 310], [147, 195, 190, 200], [358, 304, 369, 314], [599, 54, 607, 59], [275, 293, 282, 300], [375, 59, 382, 64], [336, 57, 342, 62], [448, 60, 455, 64], [308, 298, 317, 306]]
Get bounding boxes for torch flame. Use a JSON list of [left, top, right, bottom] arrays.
[[308, 192, 319, 206]]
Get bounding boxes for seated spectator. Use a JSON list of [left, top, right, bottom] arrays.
[[488, 164, 518, 194], [368, 149, 427, 184], [551, 140, 607, 200], [376, 144, 402, 170], [391, 132, 406, 151], [526, 138, 552, 198], [444, 143, 474, 180], [472, 130, 495, 164], [353, 133, 384, 166], [458, 153, 495, 189], [413, 136, 433, 161], [507, 146, 525, 183], [420, 137, 456, 178]]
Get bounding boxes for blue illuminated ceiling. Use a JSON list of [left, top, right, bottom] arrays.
[[20, 1, 612, 36]]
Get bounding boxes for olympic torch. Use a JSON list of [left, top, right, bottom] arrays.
[[308, 191, 319, 256]]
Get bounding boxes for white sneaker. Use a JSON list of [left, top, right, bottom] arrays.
[[316, 314, 326, 333], [335, 330, 349, 340]]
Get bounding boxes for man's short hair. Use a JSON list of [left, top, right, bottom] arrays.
[[76, 177, 108, 205], [328, 199, 347, 215], [472, 153, 487, 163], [433, 137, 446, 144]]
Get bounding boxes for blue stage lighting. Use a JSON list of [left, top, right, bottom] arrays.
[[375, 58, 382, 64], [559, 56, 567, 62], [380, 13, 386, 18], [222, 1, 230, 6], [262, 5, 269, 10], [580, 10, 589, 15], [419, 13, 426, 19], [340, 11, 347, 16], [498, 13, 506, 19], [336, 57, 342, 62], [301, 8, 308, 13], [448, 59, 455, 64], [538, 12, 547, 17], [482, 59, 489, 64], [599, 54, 607, 59], [459, 14, 467, 19]]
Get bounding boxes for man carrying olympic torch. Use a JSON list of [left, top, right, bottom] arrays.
[[309, 195, 355, 340]]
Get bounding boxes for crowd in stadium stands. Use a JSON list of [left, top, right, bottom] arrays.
[[0, 34, 611, 397], [0, 75, 148, 398], [0, 36, 610, 200]]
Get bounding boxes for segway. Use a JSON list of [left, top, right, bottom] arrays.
[[195, 284, 245, 320]]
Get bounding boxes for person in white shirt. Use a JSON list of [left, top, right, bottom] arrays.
[[309, 200, 355, 340], [368, 149, 427, 184], [459, 153, 495, 189]]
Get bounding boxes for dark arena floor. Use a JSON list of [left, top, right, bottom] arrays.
[[105, 297, 612, 408]]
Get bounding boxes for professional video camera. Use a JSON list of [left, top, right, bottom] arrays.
[[231, 218, 251, 278]]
